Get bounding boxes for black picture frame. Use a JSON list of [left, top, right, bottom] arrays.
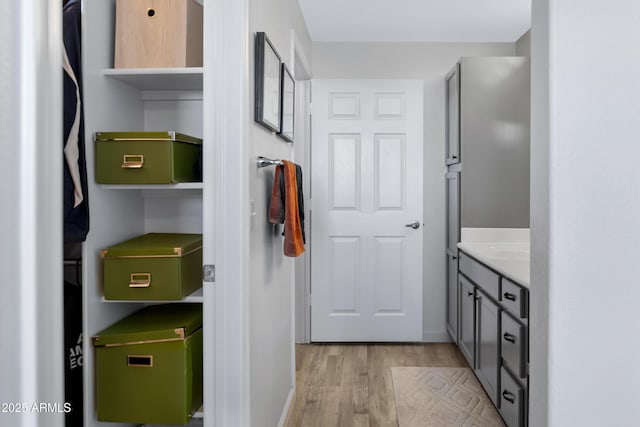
[[278, 63, 295, 142], [254, 32, 282, 133]]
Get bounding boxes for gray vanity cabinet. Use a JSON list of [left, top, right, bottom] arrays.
[[458, 274, 476, 367], [458, 250, 529, 427], [476, 288, 500, 405], [446, 251, 458, 342]]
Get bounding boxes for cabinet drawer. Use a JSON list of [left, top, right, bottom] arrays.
[[500, 367, 524, 427], [501, 311, 527, 379], [459, 252, 500, 300], [501, 278, 528, 319]]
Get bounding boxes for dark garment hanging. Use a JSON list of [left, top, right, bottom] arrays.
[[294, 164, 306, 244], [63, 0, 89, 243]]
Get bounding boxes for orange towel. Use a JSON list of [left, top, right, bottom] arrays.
[[269, 160, 305, 257]]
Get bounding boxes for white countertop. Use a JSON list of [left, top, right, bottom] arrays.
[[457, 228, 530, 288]]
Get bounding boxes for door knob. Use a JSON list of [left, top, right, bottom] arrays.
[[405, 220, 421, 230]]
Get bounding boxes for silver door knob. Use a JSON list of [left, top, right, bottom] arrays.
[[405, 220, 421, 230]]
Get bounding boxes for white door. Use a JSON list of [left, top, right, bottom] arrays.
[[311, 79, 424, 341]]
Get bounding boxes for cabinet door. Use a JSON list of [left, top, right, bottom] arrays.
[[476, 289, 500, 405], [446, 171, 460, 253], [458, 275, 475, 368], [446, 251, 458, 342], [445, 63, 461, 165]]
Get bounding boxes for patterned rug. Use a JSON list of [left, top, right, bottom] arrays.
[[391, 367, 505, 427]]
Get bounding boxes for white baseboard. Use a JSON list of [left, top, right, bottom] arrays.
[[422, 331, 453, 343], [277, 387, 296, 427]]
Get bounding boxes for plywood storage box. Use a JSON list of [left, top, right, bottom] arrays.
[[114, 0, 203, 68], [101, 233, 203, 301], [93, 304, 203, 425]]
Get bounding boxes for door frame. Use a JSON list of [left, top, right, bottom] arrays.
[[293, 32, 312, 344]]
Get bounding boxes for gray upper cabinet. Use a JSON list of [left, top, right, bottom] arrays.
[[445, 63, 461, 165], [446, 171, 460, 253], [451, 57, 531, 229]]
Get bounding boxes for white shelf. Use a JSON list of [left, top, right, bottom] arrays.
[[102, 288, 204, 304], [99, 183, 203, 190], [103, 67, 203, 91]]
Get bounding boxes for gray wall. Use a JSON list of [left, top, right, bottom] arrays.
[[516, 30, 531, 56], [248, 0, 312, 425], [313, 42, 515, 341], [531, 1, 640, 425]]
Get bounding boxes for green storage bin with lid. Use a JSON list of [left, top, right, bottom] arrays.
[[101, 233, 202, 301], [93, 304, 203, 425], [95, 131, 202, 184]]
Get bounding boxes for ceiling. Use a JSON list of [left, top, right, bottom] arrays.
[[298, 0, 531, 43]]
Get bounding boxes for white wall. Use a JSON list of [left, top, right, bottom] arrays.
[[313, 42, 515, 341], [531, 1, 640, 425], [247, 1, 312, 426], [0, 1, 65, 426]]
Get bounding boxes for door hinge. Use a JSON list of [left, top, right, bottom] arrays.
[[203, 265, 215, 282]]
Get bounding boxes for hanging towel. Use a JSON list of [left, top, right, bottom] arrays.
[[269, 160, 305, 257]]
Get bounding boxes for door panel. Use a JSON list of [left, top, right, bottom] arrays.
[[476, 289, 500, 405], [446, 63, 460, 165], [312, 79, 423, 342], [446, 171, 460, 253], [446, 252, 458, 342], [459, 275, 475, 367], [329, 133, 361, 210], [373, 236, 404, 313], [374, 134, 405, 210], [329, 237, 361, 314]]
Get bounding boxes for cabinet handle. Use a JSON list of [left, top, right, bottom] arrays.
[[504, 292, 516, 301], [129, 273, 151, 288], [452, 255, 458, 260], [467, 291, 473, 297], [121, 154, 144, 169], [452, 155, 458, 159], [502, 390, 516, 404], [503, 332, 517, 343]]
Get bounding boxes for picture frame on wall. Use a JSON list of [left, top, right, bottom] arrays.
[[254, 32, 282, 133], [278, 64, 295, 142]]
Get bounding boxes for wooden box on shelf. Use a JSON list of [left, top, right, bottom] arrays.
[[93, 304, 203, 425], [114, 0, 203, 68]]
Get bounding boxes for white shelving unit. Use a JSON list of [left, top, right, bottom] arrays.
[[81, 1, 212, 426], [103, 67, 203, 91], [102, 288, 204, 304]]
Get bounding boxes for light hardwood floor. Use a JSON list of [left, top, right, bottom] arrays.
[[283, 343, 469, 427]]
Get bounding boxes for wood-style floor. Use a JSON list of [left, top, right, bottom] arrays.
[[283, 343, 469, 427]]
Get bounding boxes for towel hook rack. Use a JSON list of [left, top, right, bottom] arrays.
[[257, 156, 283, 168]]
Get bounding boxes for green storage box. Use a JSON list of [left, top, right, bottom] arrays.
[[95, 131, 202, 184], [93, 304, 203, 425], [101, 233, 202, 301]]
